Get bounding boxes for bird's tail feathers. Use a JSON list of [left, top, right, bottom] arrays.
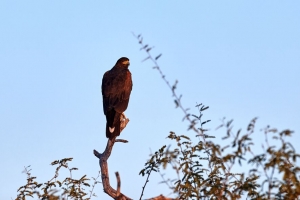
[[106, 112, 121, 139]]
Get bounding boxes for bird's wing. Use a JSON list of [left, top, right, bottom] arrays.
[[102, 69, 132, 114], [114, 70, 132, 113], [102, 71, 113, 114]]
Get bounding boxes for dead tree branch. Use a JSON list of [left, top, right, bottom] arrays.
[[93, 113, 132, 200]]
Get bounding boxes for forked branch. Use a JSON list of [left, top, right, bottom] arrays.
[[93, 113, 132, 200]]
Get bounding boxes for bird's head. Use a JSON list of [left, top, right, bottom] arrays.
[[115, 57, 130, 68]]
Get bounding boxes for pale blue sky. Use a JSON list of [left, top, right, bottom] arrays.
[[0, 1, 299, 199]]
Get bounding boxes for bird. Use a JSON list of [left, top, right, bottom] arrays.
[[101, 57, 132, 139]]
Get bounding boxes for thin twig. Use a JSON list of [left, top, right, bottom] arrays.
[[88, 171, 101, 199], [139, 165, 154, 200], [132, 32, 206, 141]]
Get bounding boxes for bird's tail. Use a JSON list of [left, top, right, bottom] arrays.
[[106, 111, 121, 139]]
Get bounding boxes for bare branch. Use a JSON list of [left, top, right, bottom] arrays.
[[115, 172, 121, 198], [115, 139, 128, 143], [93, 114, 132, 200]]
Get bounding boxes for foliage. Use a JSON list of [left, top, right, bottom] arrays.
[[16, 158, 101, 200], [135, 34, 300, 199]]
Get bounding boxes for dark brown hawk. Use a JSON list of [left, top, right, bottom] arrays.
[[101, 57, 132, 139]]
